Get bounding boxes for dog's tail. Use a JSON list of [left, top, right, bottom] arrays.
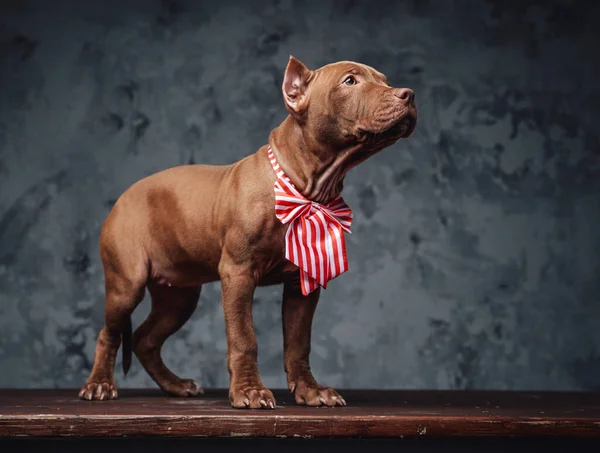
[[122, 316, 133, 376]]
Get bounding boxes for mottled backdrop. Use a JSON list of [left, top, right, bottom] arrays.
[[0, 0, 599, 391]]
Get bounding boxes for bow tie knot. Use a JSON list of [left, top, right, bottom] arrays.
[[268, 146, 353, 296]]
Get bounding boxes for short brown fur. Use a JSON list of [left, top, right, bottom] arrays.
[[79, 57, 416, 408]]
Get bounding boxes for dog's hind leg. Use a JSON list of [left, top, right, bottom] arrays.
[[79, 206, 149, 401], [133, 283, 203, 396], [79, 263, 146, 400]]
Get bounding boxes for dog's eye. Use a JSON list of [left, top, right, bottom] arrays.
[[343, 76, 356, 86]]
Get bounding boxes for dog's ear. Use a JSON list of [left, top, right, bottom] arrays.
[[282, 56, 312, 117]]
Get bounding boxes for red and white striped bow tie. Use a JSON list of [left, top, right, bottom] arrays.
[[267, 146, 353, 296]]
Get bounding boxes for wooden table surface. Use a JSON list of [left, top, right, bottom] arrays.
[[1, 389, 599, 438]]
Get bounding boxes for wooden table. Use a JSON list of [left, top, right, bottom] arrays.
[[1, 389, 599, 451]]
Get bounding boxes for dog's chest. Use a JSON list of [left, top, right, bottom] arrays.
[[258, 258, 298, 287], [256, 223, 300, 281]]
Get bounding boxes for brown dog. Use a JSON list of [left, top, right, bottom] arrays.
[[79, 56, 416, 409]]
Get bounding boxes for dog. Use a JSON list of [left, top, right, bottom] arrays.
[[79, 56, 416, 409]]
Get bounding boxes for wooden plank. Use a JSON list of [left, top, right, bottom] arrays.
[[0, 389, 599, 438]]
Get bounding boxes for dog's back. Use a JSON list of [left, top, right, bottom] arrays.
[[100, 163, 233, 289]]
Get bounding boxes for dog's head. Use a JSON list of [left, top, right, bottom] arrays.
[[282, 56, 417, 153]]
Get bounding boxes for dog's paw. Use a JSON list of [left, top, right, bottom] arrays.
[[163, 378, 204, 397], [78, 381, 118, 401], [230, 385, 276, 409], [292, 383, 346, 407]]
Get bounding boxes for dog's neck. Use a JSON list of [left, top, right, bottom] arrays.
[[269, 116, 364, 205]]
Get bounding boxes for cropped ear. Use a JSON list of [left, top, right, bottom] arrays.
[[282, 56, 312, 117]]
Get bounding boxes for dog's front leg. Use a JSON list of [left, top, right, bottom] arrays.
[[282, 278, 347, 407], [220, 261, 276, 409]]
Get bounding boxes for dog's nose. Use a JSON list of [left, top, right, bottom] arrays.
[[393, 88, 415, 103]]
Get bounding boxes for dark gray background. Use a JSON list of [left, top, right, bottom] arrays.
[[0, 0, 599, 392]]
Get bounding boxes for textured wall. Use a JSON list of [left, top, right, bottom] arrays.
[[0, 0, 599, 391]]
